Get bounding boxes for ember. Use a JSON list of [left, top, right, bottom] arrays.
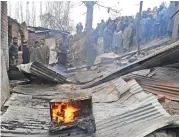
[[51, 103, 79, 124], [49, 96, 96, 135]]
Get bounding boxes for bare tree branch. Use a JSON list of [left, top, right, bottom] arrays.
[[95, 2, 122, 13]]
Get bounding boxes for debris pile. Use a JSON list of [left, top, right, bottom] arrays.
[[1, 39, 179, 137]]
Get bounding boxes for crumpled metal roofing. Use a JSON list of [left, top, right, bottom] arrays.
[[95, 98, 179, 137], [2, 96, 179, 137], [18, 62, 68, 83], [83, 40, 179, 88], [123, 74, 179, 101]]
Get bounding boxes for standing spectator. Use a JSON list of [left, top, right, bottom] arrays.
[[103, 26, 113, 52], [30, 41, 39, 62], [97, 37, 104, 56], [36, 39, 50, 65], [122, 23, 132, 52], [86, 36, 97, 67], [93, 24, 100, 44], [57, 36, 69, 67], [112, 28, 123, 54], [22, 41, 30, 64], [158, 4, 167, 37], [145, 14, 153, 41], [9, 37, 18, 69], [99, 19, 105, 37], [167, 1, 177, 36], [76, 22, 83, 34]]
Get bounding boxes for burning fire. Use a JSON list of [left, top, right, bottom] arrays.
[[51, 103, 79, 124]]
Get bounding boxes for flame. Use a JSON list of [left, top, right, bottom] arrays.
[[51, 103, 79, 124]]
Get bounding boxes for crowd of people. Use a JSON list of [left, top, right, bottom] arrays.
[[9, 35, 70, 70], [9, 37, 50, 70], [9, 2, 178, 69], [90, 1, 178, 53]]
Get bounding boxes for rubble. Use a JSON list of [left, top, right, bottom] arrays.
[[17, 62, 68, 84], [2, 39, 179, 137], [82, 40, 179, 88]]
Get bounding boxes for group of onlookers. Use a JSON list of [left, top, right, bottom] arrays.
[[9, 37, 50, 70], [90, 1, 178, 54]]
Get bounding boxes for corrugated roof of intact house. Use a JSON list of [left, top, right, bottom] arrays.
[[27, 26, 70, 35]]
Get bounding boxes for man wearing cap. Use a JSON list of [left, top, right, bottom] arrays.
[[22, 41, 30, 64]]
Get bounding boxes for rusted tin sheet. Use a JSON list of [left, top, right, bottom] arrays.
[[123, 74, 179, 101]]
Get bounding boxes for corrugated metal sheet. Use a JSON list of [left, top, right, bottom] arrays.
[[123, 74, 179, 101], [2, 78, 179, 137], [2, 97, 179, 137], [95, 98, 179, 137], [18, 62, 67, 83], [83, 40, 179, 88]]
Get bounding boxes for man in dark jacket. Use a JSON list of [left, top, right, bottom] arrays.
[[57, 36, 69, 67], [9, 37, 18, 69], [22, 41, 30, 64]]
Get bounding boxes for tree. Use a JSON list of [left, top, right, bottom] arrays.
[[82, 1, 121, 43], [20, 1, 23, 23], [40, 1, 72, 31], [83, 1, 95, 41], [26, 1, 30, 26], [31, 1, 36, 26]]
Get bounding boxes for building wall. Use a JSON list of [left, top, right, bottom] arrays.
[[1, 1, 9, 69], [1, 50, 10, 107], [28, 32, 35, 47], [0, 1, 10, 107], [23, 28, 29, 41], [11, 23, 20, 41], [28, 32, 47, 47]]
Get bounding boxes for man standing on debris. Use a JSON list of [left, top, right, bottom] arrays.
[[76, 22, 83, 34], [9, 37, 19, 69], [103, 25, 113, 52], [22, 41, 30, 64], [112, 28, 123, 54], [57, 36, 69, 68], [86, 36, 97, 68], [36, 39, 50, 65], [99, 19, 105, 37]]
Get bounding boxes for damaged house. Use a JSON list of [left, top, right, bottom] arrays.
[[2, 1, 179, 137]]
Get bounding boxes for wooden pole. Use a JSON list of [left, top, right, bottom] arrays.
[[136, 1, 143, 55], [172, 2, 179, 42]]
